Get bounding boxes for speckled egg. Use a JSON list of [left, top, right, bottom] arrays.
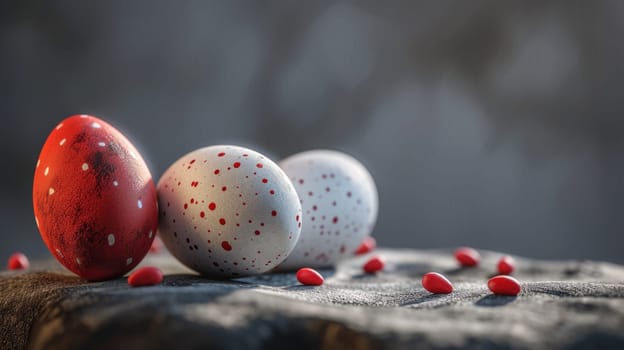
[[157, 145, 302, 277], [32, 115, 158, 281], [277, 150, 378, 270]]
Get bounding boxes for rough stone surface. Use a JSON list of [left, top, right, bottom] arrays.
[[1, 249, 623, 350]]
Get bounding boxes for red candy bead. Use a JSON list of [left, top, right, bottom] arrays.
[[422, 272, 453, 294], [354, 236, 377, 255], [7, 252, 30, 270], [454, 247, 481, 267], [488, 275, 521, 296], [363, 256, 385, 273], [128, 266, 163, 287], [296, 267, 324, 286], [149, 236, 163, 253], [497, 255, 515, 275]]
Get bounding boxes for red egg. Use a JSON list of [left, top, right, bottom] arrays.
[[32, 115, 158, 281]]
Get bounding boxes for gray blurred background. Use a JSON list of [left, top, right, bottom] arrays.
[[1, 1, 623, 264]]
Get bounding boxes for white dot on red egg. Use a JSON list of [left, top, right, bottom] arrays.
[[92, 122, 101, 128], [107, 234, 115, 246], [113, 180, 119, 187], [149, 231, 153, 238], [48, 187, 55, 195], [98, 141, 106, 147], [81, 163, 89, 171], [126, 258, 133, 265], [59, 138, 66, 146], [137, 199, 143, 209], [76, 258, 81, 265], [56, 123, 64, 130], [56, 249, 63, 257], [44, 166, 49, 176]]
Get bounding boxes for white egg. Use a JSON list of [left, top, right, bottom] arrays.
[[157, 145, 302, 277], [277, 150, 378, 270]]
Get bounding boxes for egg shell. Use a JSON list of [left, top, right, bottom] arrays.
[[157, 145, 302, 277], [32, 115, 158, 281], [277, 150, 378, 270]]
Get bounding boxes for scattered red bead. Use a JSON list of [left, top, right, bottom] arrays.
[[149, 236, 163, 253], [488, 275, 521, 296], [128, 266, 163, 287], [7, 252, 30, 270], [454, 247, 481, 267], [422, 272, 453, 294], [363, 256, 385, 273], [296, 267, 324, 286], [354, 236, 377, 255], [497, 255, 515, 275]]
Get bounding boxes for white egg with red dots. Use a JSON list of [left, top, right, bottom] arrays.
[[157, 145, 302, 277], [277, 150, 378, 270]]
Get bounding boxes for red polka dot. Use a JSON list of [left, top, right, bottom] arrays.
[[271, 210, 277, 216], [208, 202, 216, 211], [184, 203, 188, 209], [256, 163, 263, 168], [296, 215, 300, 221], [200, 211, 205, 218], [222, 186, 227, 191], [332, 216, 339, 224], [214, 169, 220, 175], [219, 218, 226, 225], [218, 152, 225, 157], [262, 178, 268, 183], [269, 190, 275, 195], [233, 162, 241, 168], [189, 159, 196, 164], [255, 230, 260, 235], [298, 179, 304, 184], [221, 241, 232, 251]]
